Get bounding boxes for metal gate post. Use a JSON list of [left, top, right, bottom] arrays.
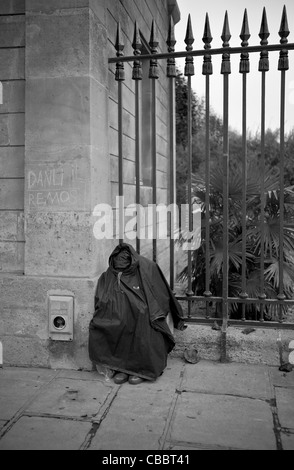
[[115, 23, 125, 243], [220, 12, 231, 362], [167, 17, 177, 290]]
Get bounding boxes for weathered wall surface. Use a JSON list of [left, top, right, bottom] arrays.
[[0, 0, 176, 369], [24, 0, 112, 278], [0, 2, 25, 274], [0, 275, 96, 369]]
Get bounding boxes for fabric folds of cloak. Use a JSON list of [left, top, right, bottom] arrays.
[[88, 243, 185, 381]]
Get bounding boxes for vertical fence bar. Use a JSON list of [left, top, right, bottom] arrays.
[[135, 80, 141, 254], [132, 22, 143, 254], [202, 13, 213, 318], [115, 23, 125, 243], [186, 74, 193, 299], [167, 17, 177, 290], [278, 70, 286, 318], [184, 15, 195, 316], [277, 6, 289, 320], [220, 11, 231, 362], [149, 21, 159, 263], [239, 10, 250, 321], [258, 8, 270, 321], [118, 83, 124, 243], [151, 79, 157, 263]]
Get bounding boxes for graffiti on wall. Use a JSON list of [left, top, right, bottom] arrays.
[[26, 162, 86, 211]]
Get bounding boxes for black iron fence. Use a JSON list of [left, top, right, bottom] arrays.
[[109, 6, 294, 340]]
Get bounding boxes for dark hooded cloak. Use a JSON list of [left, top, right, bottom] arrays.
[[88, 243, 186, 381]]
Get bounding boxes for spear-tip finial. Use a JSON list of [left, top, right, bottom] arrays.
[[149, 20, 159, 79], [221, 11, 231, 47], [202, 13, 213, 75], [258, 7, 270, 72], [279, 5, 290, 41], [132, 21, 142, 80], [202, 12, 213, 44], [221, 11, 231, 74], [167, 16, 177, 78], [278, 5, 290, 70], [240, 8, 250, 44], [115, 22, 124, 52], [132, 21, 142, 52], [149, 19, 159, 49], [184, 14, 194, 76], [167, 16, 176, 48], [185, 14, 194, 48], [239, 9, 250, 73], [115, 22, 125, 81], [259, 7, 270, 43]]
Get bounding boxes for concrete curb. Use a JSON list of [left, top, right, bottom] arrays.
[[172, 324, 294, 366]]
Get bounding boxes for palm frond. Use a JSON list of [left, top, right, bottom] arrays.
[[264, 259, 294, 297]]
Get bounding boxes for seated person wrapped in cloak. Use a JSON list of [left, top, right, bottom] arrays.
[[88, 243, 186, 381]]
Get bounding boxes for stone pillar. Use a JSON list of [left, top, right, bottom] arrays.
[[25, 0, 112, 278]]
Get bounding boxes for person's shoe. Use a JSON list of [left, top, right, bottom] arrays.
[[113, 372, 129, 384], [128, 375, 144, 385]]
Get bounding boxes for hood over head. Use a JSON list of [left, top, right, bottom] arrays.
[[109, 243, 139, 272]]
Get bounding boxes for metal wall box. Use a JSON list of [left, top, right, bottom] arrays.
[[49, 296, 74, 341]]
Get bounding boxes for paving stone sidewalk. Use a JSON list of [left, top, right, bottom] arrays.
[[0, 357, 294, 451]]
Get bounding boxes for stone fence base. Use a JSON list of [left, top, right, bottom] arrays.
[[172, 324, 294, 366]]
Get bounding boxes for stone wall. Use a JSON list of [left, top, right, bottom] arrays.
[[0, 1, 25, 274], [0, 0, 178, 369], [25, 0, 112, 278]]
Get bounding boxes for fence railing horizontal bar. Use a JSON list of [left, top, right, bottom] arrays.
[[181, 317, 294, 329], [109, 43, 294, 64], [176, 296, 294, 304]]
